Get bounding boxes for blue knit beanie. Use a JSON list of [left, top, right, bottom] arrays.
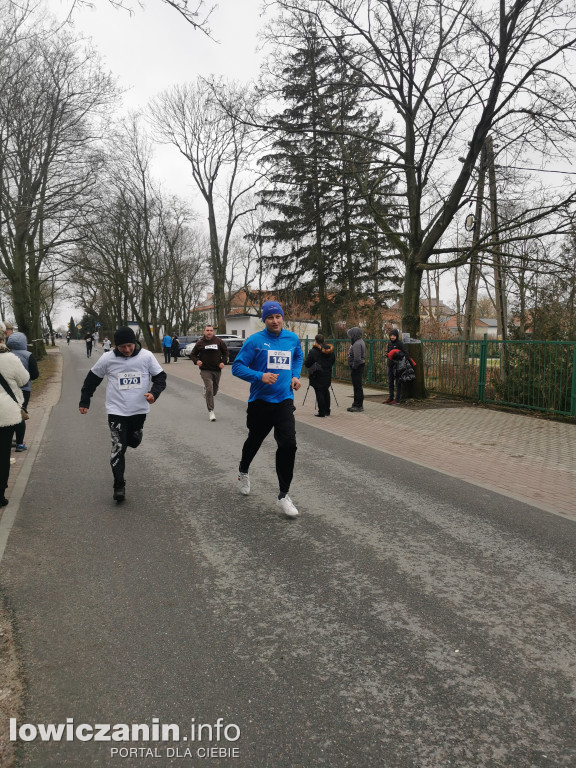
[[262, 301, 284, 321]]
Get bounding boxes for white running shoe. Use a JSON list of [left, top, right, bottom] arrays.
[[209, 411, 216, 421], [238, 472, 250, 495], [277, 495, 299, 518]]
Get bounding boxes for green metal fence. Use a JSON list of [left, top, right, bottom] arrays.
[[301, 337, 576, 417], [421, 338, 576, 417]]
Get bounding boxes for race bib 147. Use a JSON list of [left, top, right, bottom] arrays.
[[267, 350, 291, 370]]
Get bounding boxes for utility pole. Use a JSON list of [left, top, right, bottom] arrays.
[[463, 143, 487, 341], [486, 136, 507, 340]]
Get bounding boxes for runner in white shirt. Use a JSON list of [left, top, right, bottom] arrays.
[[78, 326, 167, 502]]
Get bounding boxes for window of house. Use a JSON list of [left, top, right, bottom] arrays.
[[231, 329, 237, 336]]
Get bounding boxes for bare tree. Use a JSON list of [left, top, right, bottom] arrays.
[[67, 117, 208, 345], [0, 14, 115, 343], [269, 0, 576, 337], [149, 78, 261, 332], [66, 0, 216, 35]]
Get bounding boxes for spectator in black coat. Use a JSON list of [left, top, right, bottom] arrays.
[[304, 334, 335, 417], [386, 328, 407, 404], [170, 335, 180, 363]]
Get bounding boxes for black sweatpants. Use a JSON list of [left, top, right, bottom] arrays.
[[387, 365, 402, 401], [312, 382, 331, 415], [239, 399, 297, 494], [163, 348, 171, 364], [107, 413, 147, 488], [350, 364, 365, 407], [0, 424, 15, 494]]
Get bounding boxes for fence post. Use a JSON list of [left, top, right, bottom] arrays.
[[367, 340, 374, 384], [571, 343, 576, 417], [477, 334, 488, 402]]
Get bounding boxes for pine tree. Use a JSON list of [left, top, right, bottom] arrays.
[[259, 21, 400, 334]]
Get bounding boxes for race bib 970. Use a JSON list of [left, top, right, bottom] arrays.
[[118, 372, 143, 390], [267, 350, 291, 370]]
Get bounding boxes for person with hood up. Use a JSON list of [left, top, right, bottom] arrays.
[[170, 334, 180, 363], [7, 331, 39, 451], [0, 328, 29, 506], [346, 326, 365, 412], [386, 328, 407, 404], [304, 333, 335, 417], [79, 326, 167, 502]]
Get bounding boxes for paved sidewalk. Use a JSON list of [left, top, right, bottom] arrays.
[[162, 356, 576, 521], [0, 347, 62, 553]]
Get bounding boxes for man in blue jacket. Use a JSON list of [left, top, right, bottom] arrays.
[[232, 301, 303, 518]]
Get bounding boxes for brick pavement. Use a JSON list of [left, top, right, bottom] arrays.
[[162, 355, 576, 521]]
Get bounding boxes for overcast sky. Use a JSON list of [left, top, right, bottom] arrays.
[[50, 0, 264, 95], [47, 0, 267, 198], [46, 0, 268, 324]]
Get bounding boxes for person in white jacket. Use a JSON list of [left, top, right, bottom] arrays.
[[0, 328, 29, 505]]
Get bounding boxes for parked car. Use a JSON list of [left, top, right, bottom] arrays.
[[174, 335, 200, 357], [218, 335, 245, 363], [183, 334, 245, 362]]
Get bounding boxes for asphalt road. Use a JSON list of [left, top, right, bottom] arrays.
[[1, 342, 575, 767]]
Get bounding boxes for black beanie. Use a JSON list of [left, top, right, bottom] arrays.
[[114, 326, 137, 346], [389, 328, 399, 339]]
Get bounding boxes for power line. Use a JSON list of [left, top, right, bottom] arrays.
[[495, 164, 576, 175]]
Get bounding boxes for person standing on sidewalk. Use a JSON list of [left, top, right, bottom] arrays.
[[161, 332, 173, 364], [7, 331, 39, 452], [346, 326, 365, 412], [304, 333, 335, 417], [78, 326, 167, 502], [170, 334, 180, 363], [232, 301, 303, 518], [386, 328, 407, 404], [0, 328, 29, 506], [190, 325, 228, 422]]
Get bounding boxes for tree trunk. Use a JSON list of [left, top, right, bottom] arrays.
[[207, 203, 226, 333], [401, 264, 423, 339], [463, 144, 488, 342]]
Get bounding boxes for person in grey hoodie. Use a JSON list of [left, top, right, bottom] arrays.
[[7, 331, 39, 451], [346, 326, 365, 412]]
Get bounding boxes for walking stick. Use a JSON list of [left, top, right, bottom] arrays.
[[330, 384, 339, 407], [302, 383, 319, 412]]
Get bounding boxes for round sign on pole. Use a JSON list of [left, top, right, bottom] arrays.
[[465, 213, 475, 231]]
